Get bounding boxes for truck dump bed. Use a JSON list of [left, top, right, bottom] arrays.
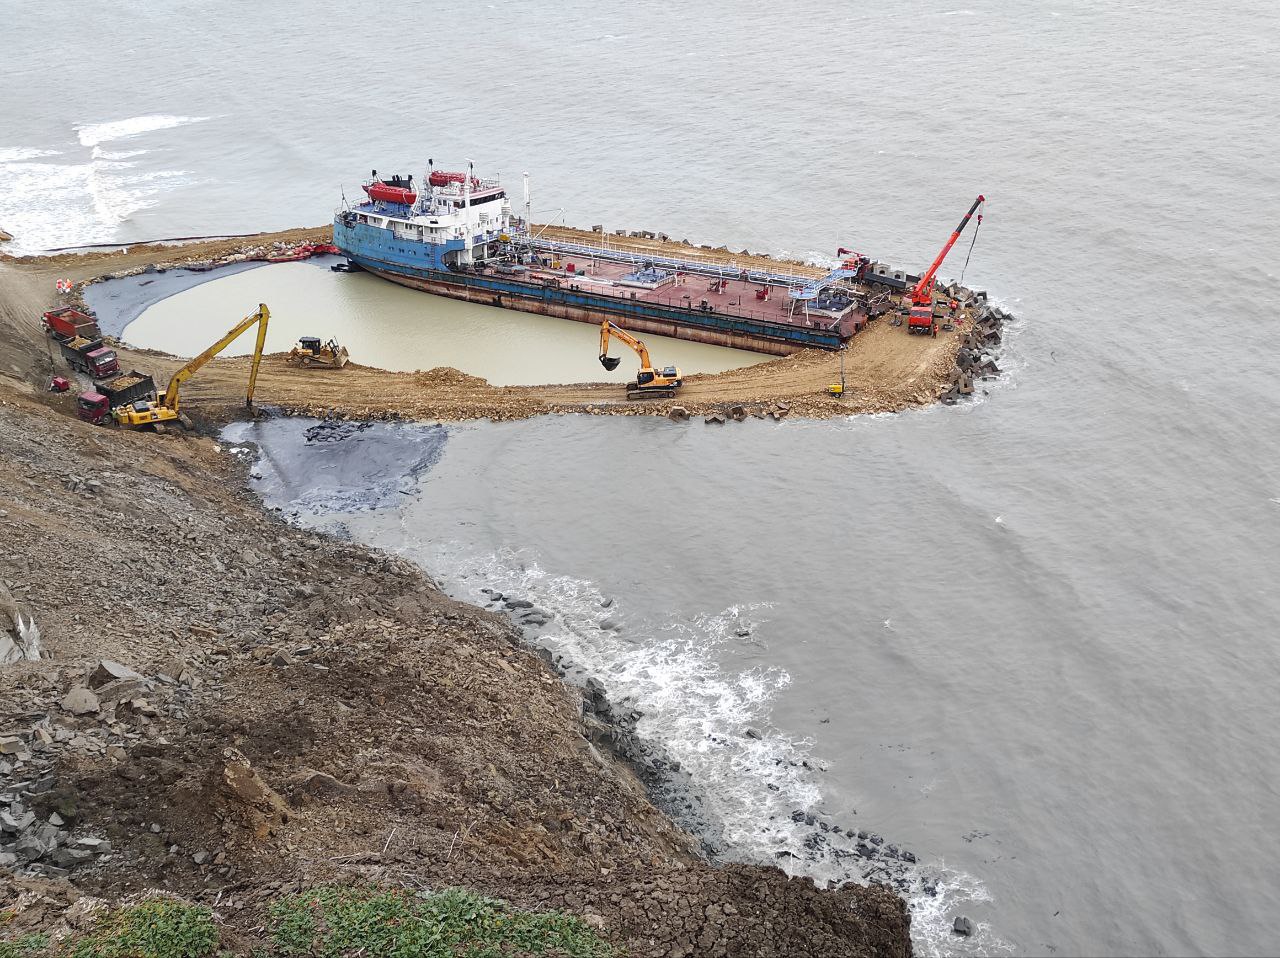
[[43, 307, 102, 341], [99, 371, 156, 407]]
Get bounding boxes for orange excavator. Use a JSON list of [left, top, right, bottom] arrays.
[[598, 320, 683, 400], [907, 195, 985, 336]]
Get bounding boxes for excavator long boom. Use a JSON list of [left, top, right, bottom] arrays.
[[910, 195, 985, 307], [162, 304, 270, 412], [599, 319, 652, 371]]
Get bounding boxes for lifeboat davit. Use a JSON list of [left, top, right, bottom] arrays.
[[363, 182, 417, 205]]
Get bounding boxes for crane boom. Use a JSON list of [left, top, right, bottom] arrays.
[[910, 195, 985, 308], [599, 319, 653, 371], [162, 304, 270, 412]]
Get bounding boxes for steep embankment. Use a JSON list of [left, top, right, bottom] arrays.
[[0, 243, 912, 954]]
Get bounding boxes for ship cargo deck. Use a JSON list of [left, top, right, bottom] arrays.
[[519, 257, 869, 338]]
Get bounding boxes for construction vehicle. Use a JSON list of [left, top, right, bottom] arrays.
[[288, 336, 349, 368], [43, 307, 101, 342], [598, 319, 683, 400], [59, 336, 119, 379], [114, 304, 269, 431], [827, 343, 848, 397], [907, 195, 985, 336], [77, 371, 157, 425]]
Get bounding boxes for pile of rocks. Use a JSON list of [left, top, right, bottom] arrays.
[[941, 299, 1009, 405], [697, 402, 789, 425], [0, 657, 193, 879]]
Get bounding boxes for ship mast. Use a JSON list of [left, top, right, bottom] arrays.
[[414, 158, 434, 216], [523, 171, 531, 230], [462, 159, 474, 265]]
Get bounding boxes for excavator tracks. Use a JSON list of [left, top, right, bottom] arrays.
[[626, 388, 678, 401]]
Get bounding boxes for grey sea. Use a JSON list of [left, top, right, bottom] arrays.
[[5, 1, 1279, 954]]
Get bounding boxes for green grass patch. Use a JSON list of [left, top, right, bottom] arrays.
[[60, 900, 219, 958], [268, 885, 613, 958], [0, 934, 49, 958]]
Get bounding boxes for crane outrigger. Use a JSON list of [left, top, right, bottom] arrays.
[[907, 195, 985, 336], [114, 304, 270, 431], [598, 320, 683, 400]]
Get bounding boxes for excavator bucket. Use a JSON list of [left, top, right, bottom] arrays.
[[599, 354, 621, 372]]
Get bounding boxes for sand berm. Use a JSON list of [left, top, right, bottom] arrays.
[[0, 229, 915, 956]]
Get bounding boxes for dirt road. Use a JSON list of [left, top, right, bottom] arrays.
[[3, 225, 963, 425]]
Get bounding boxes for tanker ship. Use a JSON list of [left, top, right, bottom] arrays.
[[332, 163, 914, 355]]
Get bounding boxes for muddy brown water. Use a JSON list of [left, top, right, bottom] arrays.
[[116, 261, 770, 387]]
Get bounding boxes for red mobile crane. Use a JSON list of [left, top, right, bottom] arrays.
[[907, 195, 985, 336]]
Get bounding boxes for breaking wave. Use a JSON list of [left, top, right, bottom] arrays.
[[0, 117, 207, 251], [425, 546, 1010, 956], [0, 147, 62, 163], [75, 114, 209, 148]]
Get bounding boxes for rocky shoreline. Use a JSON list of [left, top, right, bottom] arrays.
[[481, 588, 951, 911]]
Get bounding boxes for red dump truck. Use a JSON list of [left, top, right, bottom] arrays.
[[43, 307, 102, 342], [77, 371, 157, 425], [60, 336, 120, 379]]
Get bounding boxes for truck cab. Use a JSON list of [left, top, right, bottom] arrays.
[[907, 305, 937, 337], [85, 345, 119, 378], [76, 391, 110, 424]]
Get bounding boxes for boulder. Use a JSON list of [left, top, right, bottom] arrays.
[[14, 829, 58, 862], [88, 660, 143, 689], [953, 916, 973, 937], [156, 657, 187, 681], [60, 687, 100, 716], [221, 748, 289, 818], [1, 809, 35, 833], [283, 769, 357, 806], [95, 677, 151, 706], [0, 583, 41, 665], [668, 406, 690, 422]]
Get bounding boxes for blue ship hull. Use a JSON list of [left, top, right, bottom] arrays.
[[333, 214, 843, 354]]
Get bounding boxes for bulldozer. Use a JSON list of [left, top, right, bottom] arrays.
[[114, 304, 269, 432], [288, 336, 349, 368], [598, 320, 683, 400]]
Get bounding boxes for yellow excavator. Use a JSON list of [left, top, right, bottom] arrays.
[[598, 320, 683, 400], [114, 303, 270, 431]]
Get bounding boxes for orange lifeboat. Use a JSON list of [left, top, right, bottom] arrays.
[[363, 182, 417, 205]]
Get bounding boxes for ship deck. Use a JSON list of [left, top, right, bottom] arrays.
[[519, 258, 870, 337]]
